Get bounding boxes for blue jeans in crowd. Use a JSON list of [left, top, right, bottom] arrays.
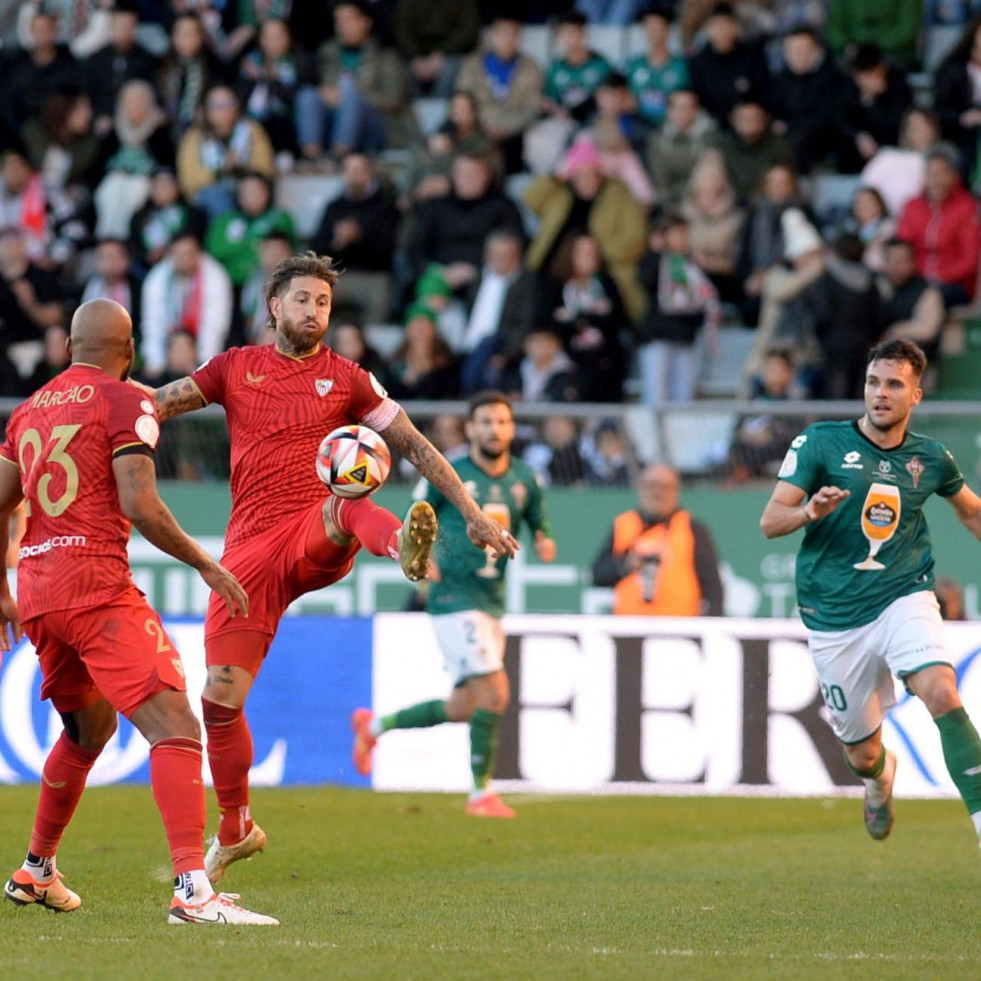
[[295, 77, 386, 156]]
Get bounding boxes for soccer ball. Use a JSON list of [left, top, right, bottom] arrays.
[[316, 425, 391, 498]]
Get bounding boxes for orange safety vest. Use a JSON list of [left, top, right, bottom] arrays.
[[611, 509, 702, 616]]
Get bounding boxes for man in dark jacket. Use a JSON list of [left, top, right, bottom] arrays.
[[844, 44, 912, 172], [310, 152, 400, 323]]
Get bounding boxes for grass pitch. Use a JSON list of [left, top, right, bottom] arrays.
[[1, 787, 979, 981]]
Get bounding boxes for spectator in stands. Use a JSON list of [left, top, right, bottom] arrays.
[[591, 463, 724, 617], [0, 151, 49, 263], [861, 108, 939, 217], [85, 0, 160, 133], [158, 12, 223, 141], [625, 4, 690, 131], [387, 304, 460, 400], [176, 85, 274, 218], [78, 237, 142, 339], [455, 15, 545, 174], [645, 88, 715, 203], [236, 18, 316, 163], [239, 229, 293, 345], [300, 0, 417, 163], [738, 163, 811, 325], [576, 0, 649, 25], [844, 44, 912, 169], [843, 186, 894, 272], [878, 237, 946, 368], [23, 322, 71, 391], [742, 207, 824, 388], [412, 263, 468, 348], [394, 0, 481, 98], [310, 152, 399, 325], [525, 140, 649, 321], [140, 231, 232, 380], [523, 415, 590, 487], [933, 17, 981, 177], [13, 0, 112, 55], [458, 230, 539, 394], [400, 90, 499, 209], [93, 80, 174, 239], [540, 232, 627, 401], [576, 78, 656, 208], [687, 3, 770, 127], [582, 419, 631, 486], [21, 85, 101, 192], [681, 155, 745, 303], [636, 209, 720, 405], [205, 171, 294, 288], [769, 26, 853, 174], [328, 320, 392, 386], [705, 98, 795, 205], [542, 9, 612, 125], [3, 8, 81, 139], [406, 150, 524, 300], [826, 0, 922, 67], [805, 232, 883, 399], [503, 323, 583, 402], [128, 166, 208, 273], [727, 348, 806, 482], [935, 576, 967, 621], [0, 225, 66, 396], [896, 143, 981, 308]]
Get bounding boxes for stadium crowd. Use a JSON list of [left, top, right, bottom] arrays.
[[1, 0, 980, 482]]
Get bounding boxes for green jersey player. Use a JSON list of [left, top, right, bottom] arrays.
[[761, 339, 981, 846], [351, 391, 555, 818]]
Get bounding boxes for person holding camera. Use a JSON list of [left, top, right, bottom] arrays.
[[591, 462, 724, 616]]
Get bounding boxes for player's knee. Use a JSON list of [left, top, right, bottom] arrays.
[[845, 744, 880, 774]]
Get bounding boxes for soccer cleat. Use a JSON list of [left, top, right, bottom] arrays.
[[168, 892, 279, 926], [4, 868, 81, 912], [351, 707, 377, 776], [465, 792, 516, 819], [863, 749, 897, 841], [204, 823, 267, 885], [398, 501, 437, 582]]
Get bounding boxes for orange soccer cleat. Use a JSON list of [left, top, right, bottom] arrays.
[[351, 708, 377, 776], [464, 792, 516, 819]]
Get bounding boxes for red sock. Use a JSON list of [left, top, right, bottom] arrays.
[[29, 732, 100, 857], [202, 698, 254, 847], [331, 496, 400, 557], [149, 737, 206, 875]]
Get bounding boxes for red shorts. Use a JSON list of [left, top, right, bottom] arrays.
[[204, 498, 359, 674], [25, 585, 186, 718]]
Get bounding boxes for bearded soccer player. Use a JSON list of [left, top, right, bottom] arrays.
[[761, 338, 981, 845], [152, 254, 518, 881], [352, 391, 556, 818], [0, 299, 276, 925]]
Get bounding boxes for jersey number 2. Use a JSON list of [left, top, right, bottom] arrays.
[[17, 424, 82, 517]]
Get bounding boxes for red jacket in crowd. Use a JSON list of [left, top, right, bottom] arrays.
[[896, 184, 981, 300]]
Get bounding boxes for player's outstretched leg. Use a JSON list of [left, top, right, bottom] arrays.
[[351, 701, 449, 776], [934, 707, 981, 846]]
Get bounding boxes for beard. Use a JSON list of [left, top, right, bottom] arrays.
[[277, 310, 326, 354], [477, 441, 507, 460]]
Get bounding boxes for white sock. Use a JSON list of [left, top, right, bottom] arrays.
[[174, 869, 215, 905], [972, 811, 981, 844], [23, 855, 56, 883], [369, 717, 384, 738]]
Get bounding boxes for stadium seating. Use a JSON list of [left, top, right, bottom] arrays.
[[276, 174, 344, 241]]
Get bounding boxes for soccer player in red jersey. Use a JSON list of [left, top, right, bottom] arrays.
[[152, 253, 518, 883], [0, 299, 277, 925]]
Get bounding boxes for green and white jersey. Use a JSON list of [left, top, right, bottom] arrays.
[[778, 420, 964, 630], [424, 456, 548, 618], [545, 54, 612, 110]]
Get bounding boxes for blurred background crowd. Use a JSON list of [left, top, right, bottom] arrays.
[[1, 0, 980, 487]]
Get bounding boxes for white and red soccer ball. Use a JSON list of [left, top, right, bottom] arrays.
[[316, 425, 391, 498]]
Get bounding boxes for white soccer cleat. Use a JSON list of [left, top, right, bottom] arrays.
[[168, 891, 279, 926], [398, 500, 437, 581], [204, 823, 267, 885]]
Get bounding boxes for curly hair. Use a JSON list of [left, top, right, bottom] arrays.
[[867, 338, 927, 380], [262, 251, 339, 330]]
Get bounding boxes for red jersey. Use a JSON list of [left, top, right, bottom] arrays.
[[190, 345, 399, 549], [0, 364, 161, 620]]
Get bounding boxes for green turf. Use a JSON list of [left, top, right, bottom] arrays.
[[1, 787, 980, 980]]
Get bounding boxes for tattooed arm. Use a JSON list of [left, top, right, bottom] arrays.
[[381, 408, 518, 558], [153, 377, 207, 422], [112, 452, 248, 616]]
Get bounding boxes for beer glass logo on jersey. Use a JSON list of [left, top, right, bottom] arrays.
[[855, 481, 901, 571]]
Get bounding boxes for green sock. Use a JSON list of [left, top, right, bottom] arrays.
[[469, 708, 501, 792], [844, 746, 886, 780], [380, 699, 447, 732], [936, 707, 981, 815]]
